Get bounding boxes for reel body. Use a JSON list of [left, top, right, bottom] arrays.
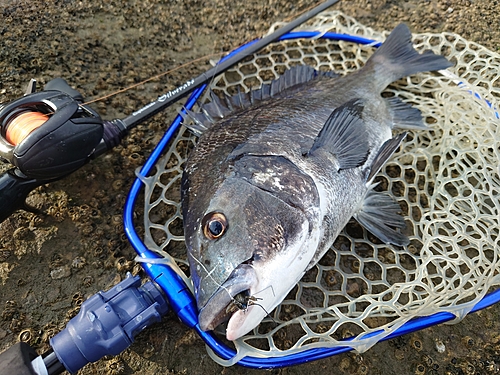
[[0, 89, 104, 180]]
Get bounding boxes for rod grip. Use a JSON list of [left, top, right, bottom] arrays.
[[0, 168, 45, 223]]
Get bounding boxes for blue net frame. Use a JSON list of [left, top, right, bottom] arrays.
[[123, 31, 500, 368]]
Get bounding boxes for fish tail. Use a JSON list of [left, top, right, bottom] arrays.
[[365, 24, 453, 89]]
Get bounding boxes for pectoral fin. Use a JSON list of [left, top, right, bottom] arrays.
[[309, 98, 369, 170], [354, 187, 409, 246]]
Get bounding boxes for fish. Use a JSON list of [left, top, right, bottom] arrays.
[[181, 23, 452, 341]]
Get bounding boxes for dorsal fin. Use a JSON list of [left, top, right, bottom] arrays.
[[386, 96, 426, 130], [183, 65, 338, 135]]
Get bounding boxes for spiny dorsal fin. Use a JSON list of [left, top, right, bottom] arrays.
[[366, 132, 407, 182], [269, 65, 318, 95], [309, 98, 369, 170], [183, 65, 338, 135], [179, 108, 210, 137], [354, 187, 409, 246], [209, 90, 233, 118], [386, 96, 426, 130]]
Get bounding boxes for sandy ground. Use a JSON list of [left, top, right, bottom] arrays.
[[1, 0, 500, 374]]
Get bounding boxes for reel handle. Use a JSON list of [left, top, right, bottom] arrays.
[[44, 77, 84, 103]]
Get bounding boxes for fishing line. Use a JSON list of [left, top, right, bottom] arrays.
[[82, 52, 225, 106], [1, 52, 225, 146], [246, 287, 281, 326], [0, 2, 332, 150], [3, 111, 48, 146], [228, 294, 280, 328], [81, 1, 331, 108]]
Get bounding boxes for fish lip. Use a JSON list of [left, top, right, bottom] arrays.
[[198, 263, 257, 332]]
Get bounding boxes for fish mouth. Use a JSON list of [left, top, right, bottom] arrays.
[[198, 263, 258, 332]]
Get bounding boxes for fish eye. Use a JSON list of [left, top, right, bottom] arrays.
[[202, 212, 228, 240]]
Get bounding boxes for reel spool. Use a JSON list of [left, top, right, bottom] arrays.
[[2, 110, 49, 146]]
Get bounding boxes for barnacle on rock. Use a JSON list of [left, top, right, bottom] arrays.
[[41, 323, 58, 344], [2, 301, 18, 320], [131, 263, 143, 276], [463, 336, 475, 348], [65, 307, 80, 320], [13, 227, 31, 240], [19, 328, 34, 344], [72, 292, 84, 307], [0, 250, 11, 262], [115, 257, 133, 272], [415, 363, 426, 375], [82, 275, 94, 287], [411, 337, 423, 351], [357, 364, 369, 375], [105, 358, 125, 374], [9, 315, 24, 332], [112, 180, 124, 191], [71, 256, 87, 269]]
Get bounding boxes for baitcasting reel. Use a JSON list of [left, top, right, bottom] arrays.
[[0, 79, 127, 221]]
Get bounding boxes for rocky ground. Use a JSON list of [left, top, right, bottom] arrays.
[[0, 0, 500, 374]]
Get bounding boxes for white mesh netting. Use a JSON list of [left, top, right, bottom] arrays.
[[138, 11, 500, 365]]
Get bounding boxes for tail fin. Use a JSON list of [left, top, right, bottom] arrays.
[[366, 24, 453, 89]]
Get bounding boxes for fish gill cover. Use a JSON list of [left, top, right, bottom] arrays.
[[137, 11, 500, 365]]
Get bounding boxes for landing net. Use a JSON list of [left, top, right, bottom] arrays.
[[137, 11, 500, 364]]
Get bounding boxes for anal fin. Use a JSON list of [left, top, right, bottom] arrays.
[[354, 187, 409, 246]]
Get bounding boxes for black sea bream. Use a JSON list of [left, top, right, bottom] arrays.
[[181, 24, 452, 340]]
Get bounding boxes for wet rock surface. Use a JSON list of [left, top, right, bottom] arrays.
[[1, 0, 499, 374]]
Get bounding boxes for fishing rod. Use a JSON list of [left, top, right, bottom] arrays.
[[0, 2, 342, 374], [0, 0, 340, 224]]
